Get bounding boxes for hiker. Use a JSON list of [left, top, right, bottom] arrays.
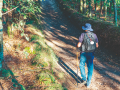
[[77, 23, 99, 88]]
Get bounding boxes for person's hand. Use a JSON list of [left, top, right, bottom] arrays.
[[77, 42, 81, 48]]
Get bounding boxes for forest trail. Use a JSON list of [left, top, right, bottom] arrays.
[[41, 0, 120, 90]]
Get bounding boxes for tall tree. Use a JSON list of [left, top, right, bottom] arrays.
[[99, 0, 103, 18], [0, 0, 3, 70], [83, 0, 86, 14], [109, 0, 112, 19], [104, 0, 108, 21], [112, 0, 117, 26], [80, 0, 83, 13], [88, 0, 91, 17], [94, 0, 97, 17]]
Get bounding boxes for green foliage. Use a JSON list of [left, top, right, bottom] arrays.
[[12, 79, 26, 90], [1, 68, 26, 89], [23, 51, 29, 58], [3, 0, 6, 4], [27, 24, 64, 89], [31, 32, 58, 69], [16, 8, 21, 13], [1, 69, 10, 77], [2, 8, 7, 12], [20, 0, 41, 16], [30, 35, 40, 42], [19, 84, 26, 90], [24, 47, 35, 54], [37, 72, 58, 88], [3, 0, 42, 41], [31, 61, 37, 66], [62, 0, 120, 26]]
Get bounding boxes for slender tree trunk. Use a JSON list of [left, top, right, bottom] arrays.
[[105, 0, 108, 21], [112, 0, 117, 26], [80, 0, 83, 13], [83, 0, 86, 14], [99, 0, 103, 18], [95, 0, 97, 18], [91, 0, 94, 6], [88, 0, 91, 17], [109, 0, 112, 19], [83, 0, 84, 13], [0, 0, 3, 70]]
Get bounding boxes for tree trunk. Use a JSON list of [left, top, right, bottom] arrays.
[[80, 0, 83, 13], [109, 0, 112, 19], [99, 0, 103, 18], [83, 0, 86, 14], [105, 0, 108, 21], [91, 0, 94, 6], [88, 0, 91, 17], [112, 0, 117, 26], [95, 0, 97, 17], [0, 0, 3, 70]]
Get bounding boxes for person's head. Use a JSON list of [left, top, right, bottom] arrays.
[[82, 23, 93, 31]]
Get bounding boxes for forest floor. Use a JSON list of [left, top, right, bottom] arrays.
[[1, 24, 42, 90], [41, 0, 120, 90]]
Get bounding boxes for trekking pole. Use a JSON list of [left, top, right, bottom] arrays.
[[76, 47, 79, 87]]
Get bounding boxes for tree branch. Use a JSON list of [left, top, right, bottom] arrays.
[[2, 6, 19, 15]]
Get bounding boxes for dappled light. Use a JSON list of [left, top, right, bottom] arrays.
[[41, 0, 120, 90], [0, 0, 120, 90]]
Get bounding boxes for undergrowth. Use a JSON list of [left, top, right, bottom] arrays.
[[2, 22, 66, 89], [1, 0, 66, 89], [28, 24, 66, 90]]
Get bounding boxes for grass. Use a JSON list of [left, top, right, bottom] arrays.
[[2, 1, 66, 89], [4, 23, 66, 89], [24, 22, 65, 89], [2, 18, 66, 90]]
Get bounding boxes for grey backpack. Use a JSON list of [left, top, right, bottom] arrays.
[[81, 32, 96, 52]]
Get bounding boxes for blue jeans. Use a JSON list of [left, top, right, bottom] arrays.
[[79, 52, 94, 84]]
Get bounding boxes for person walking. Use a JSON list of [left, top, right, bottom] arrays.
[[77, 23, 99, 88]]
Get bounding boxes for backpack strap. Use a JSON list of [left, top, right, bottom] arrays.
[[86, 33, 92, 41]]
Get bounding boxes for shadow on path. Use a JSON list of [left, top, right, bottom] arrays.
[[41, 0, 120, 89], [58, 58, 82, 83]]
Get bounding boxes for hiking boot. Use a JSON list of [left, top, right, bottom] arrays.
[[86, 81, 91, 88], [79, 80, 87, 86]]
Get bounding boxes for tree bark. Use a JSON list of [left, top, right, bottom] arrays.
[[95, 0, 97, 17], [83, 0, 86, 14], [105, 0, 108, 21], [112, 0, 118, 26], [80, 0, 83, 13], [109, 0, 112, 19], [88, 0, 91, 17], [99, 0, 103, 18], [0, 0, 3, 70]]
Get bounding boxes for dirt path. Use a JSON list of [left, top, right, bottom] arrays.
[[41, 0, 120, 90]]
